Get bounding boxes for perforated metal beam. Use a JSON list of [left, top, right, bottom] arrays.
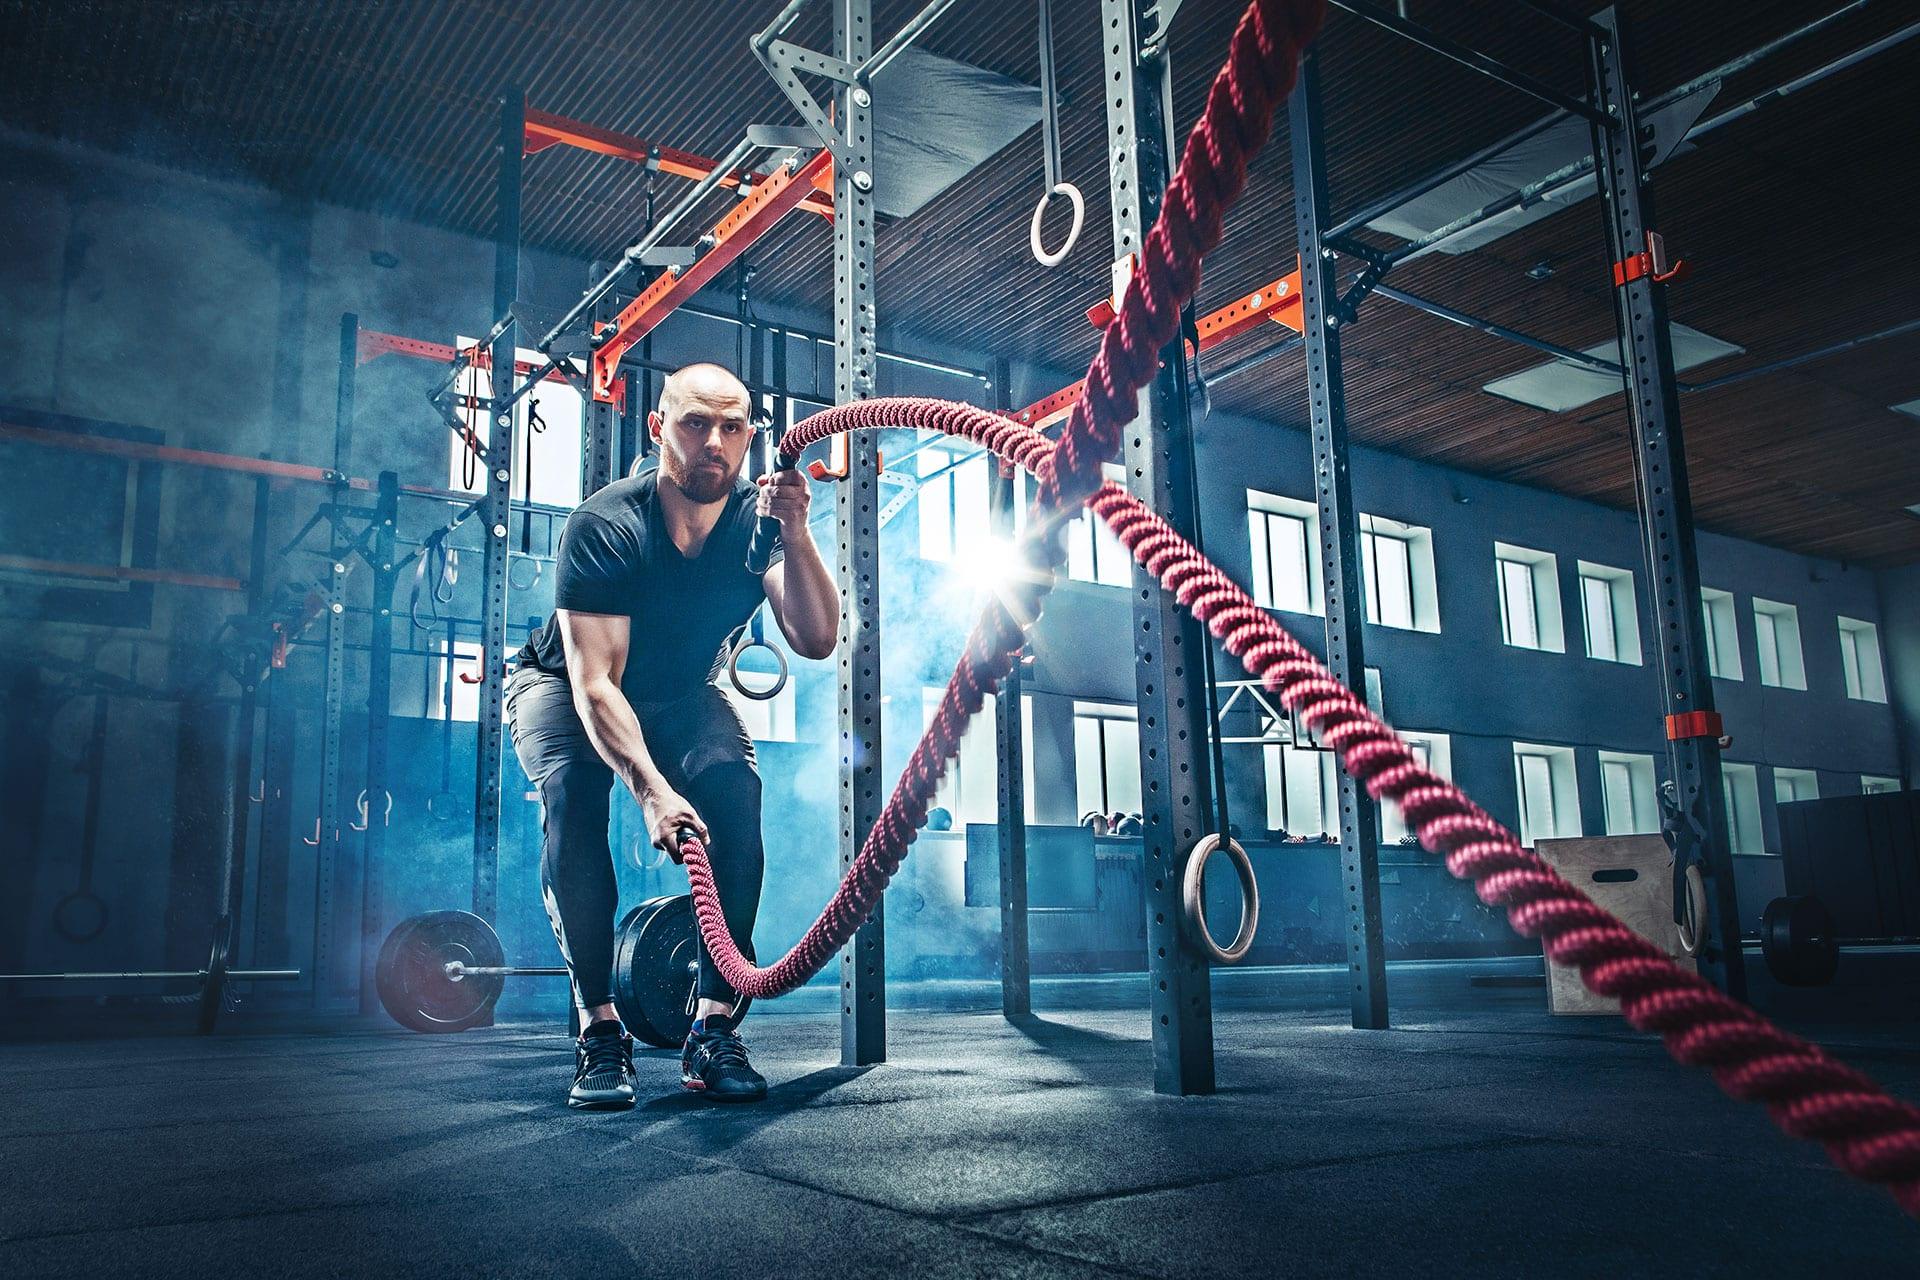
[[830, 0, 886, 1068], [1587, 8, 1744, 999], [1102, 0, 1217, 1096], [1291, 47, 1389, 1031]]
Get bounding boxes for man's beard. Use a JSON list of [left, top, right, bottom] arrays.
[[663, 453, 734, 503]]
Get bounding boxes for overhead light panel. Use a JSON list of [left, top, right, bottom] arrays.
[[1482, 325, 1745, 412], [1892, 399, 1920, 419]]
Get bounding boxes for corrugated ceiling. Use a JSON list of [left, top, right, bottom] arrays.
[[1, 0, 1916, 564]]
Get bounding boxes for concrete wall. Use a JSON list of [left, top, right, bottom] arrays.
[[1, 125, 1911, 1006]]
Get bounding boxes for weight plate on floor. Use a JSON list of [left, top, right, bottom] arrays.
[[1761, 894, 1839, 987], [612, 894, 749, 1048], [197, 913, 231, 1035], [376, 910, 505, 1032]]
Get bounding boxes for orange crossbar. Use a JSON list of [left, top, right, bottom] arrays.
[[0, 421, 472, 504], [523, 108, 834, 220], [1010, 263, 1304, 430], [591, 149, 836, 401], [355, 330, 575, 387], [0, 553, 245, 593]]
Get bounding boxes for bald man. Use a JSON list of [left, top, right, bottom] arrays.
[[507, 363, 840, 1108]]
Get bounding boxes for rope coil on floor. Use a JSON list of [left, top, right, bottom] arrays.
[[669, 0, 1920, 1216]]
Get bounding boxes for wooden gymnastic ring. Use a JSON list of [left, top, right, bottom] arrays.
[[1181, 833, 1258, 964]]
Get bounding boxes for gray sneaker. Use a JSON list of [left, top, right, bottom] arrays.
[[569, 1021, 636, 1110]]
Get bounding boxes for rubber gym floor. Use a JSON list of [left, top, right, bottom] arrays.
[[4, 960, 1916, 1278]]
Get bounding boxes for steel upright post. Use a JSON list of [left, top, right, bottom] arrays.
[[314, 314, 356, 1007], [989, 357, 1031, 1021], [472, 87, 524, 941], [834, 0, 886, 1068], [226, 474, 272, 1000], [357, 471, 399, 1014], [583, 261, 620, 497], [1290, 47, 1389, 1030], [1587, 9, 1745, 998], [1100, 0, 1218, 1094]]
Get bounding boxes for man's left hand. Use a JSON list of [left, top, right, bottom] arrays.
[[757, 469, 811, 534]]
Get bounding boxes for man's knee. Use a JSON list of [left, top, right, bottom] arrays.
[[689, 763, 762, 837], [540, 761, 615, 847]]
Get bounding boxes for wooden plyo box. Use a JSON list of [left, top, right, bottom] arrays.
[[1533, 834, 1696, 1015]]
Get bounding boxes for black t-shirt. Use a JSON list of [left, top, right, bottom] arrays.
[[517, 470, 782, 700]]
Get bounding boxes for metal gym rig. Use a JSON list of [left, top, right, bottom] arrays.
[[9, 1, 1914, 1068]]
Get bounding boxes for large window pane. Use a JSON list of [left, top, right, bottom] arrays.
[[1500, 558, 1538, 648], [1583, 574, 1617, 661]]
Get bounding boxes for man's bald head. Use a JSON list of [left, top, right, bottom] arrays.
[[649, 362, 755, 505], [658, 363, 750, 421]]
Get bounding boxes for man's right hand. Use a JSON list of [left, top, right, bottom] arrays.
[[641, 785, 709, 864]]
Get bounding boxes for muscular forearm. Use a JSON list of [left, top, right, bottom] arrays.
[[572, 677, 667, 800], [773, 525, 840, 659]]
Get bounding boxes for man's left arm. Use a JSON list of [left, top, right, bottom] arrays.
[[757, 470, 839, 660]]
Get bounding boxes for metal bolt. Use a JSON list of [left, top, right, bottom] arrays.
[[492, 523, 508, 538], [1608, 103, 1618, 116], [332, 562, 345, 574], [495, 468, 509, 482], [378, 608, 390, 617], [330, 602, 345, 615], [852, 87, 871, 108], [1322, 248, 1336, 261], [1326, 314, 1341, 330], [852, 170, 873, 192], [496, 413, 511, 427]]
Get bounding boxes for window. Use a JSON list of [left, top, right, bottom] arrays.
[[1381, 732, 1452, 843], [914, 444, 992, 563], [923, 688, 1036, 825], [1862, 775, 1901, 795], [1263, 743, 1339, 838], [1072, 701, 1142, 818], [1247, 491, 1318, 614], [1577, 562, 1641, 664], [721, 651, 797, 743], [1495, 543, 1564, 652], [1752, 599, 1806, 690], [1838, 617, 1888, 702], [449, 339, 585, 507], [1068, 464, 1132, 588], [1512, 742, 1581, 845], [431, 639, 484, 722], [1773, 767, 1819, 806], [1721, 763, 1764, 854], [1597, 751, 1659, 835], [1700, 588, 1742, 680], [1360, 515, 1439, 632]]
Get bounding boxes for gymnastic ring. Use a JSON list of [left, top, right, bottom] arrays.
[[1676, 862, 1707, 957], [1029, 181, 1085, 268], [52, 890, 110, 944], [507, 555, 543, 592], [726, 638, 788, 702], [1180, 833, 1259, 965], [625, 832, 670, 873]]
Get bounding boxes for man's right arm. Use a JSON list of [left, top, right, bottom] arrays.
[[556, 608, 708, 852]]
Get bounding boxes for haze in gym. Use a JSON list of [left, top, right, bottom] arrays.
[[3, 1, 1918, 1275]]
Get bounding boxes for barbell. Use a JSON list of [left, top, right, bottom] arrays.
[[375, 895, 747, 1046], [0, 915, 300, 1034], [1759, 894, 1840, 987]]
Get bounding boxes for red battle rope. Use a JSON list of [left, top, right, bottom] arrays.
[[673, 0, 1920, 1215]]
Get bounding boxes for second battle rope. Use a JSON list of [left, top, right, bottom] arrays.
[[671, 0, 1920, 1216]]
